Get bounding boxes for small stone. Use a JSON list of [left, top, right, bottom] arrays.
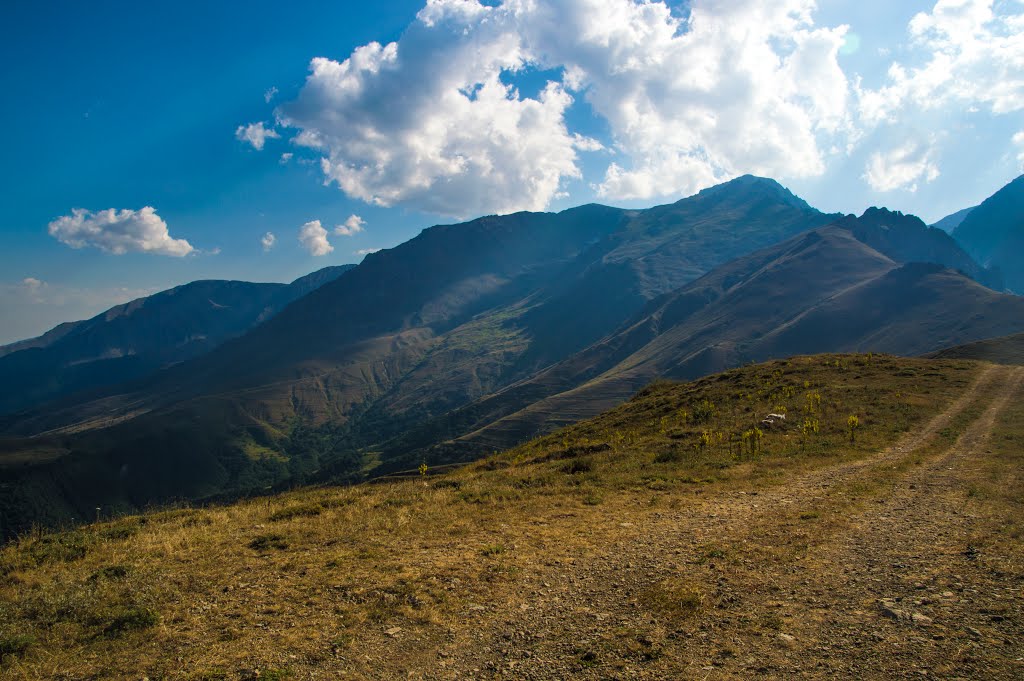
[[879, 600, 912, 622], [777, 633, 797, 647], [385, 627, 403, 637], [912, 613, 933, 627]]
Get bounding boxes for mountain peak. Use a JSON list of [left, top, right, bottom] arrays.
[[856, 207, 929, 231], [692, 175, 814, 212]]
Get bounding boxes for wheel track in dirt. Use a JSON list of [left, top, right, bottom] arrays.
[[430, 364, 1024, 680]]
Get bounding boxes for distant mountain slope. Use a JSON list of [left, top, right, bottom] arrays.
[[0, 321, 85, 358], [838, 208, 1001, 289], [420, 213, 1024, 458], [931, 206, 975, 233], [927, 332, 1024, 365], [953, 174, 1024, 291], [0, 265, 354, 415]]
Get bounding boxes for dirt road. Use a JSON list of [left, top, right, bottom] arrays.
[[420, 365, 1024, 679]]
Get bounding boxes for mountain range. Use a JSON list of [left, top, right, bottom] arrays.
[[1, 174, 1021, 539], [0, 266, 354, 416]]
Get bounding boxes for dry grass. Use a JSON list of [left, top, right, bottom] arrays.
[[0, 354, 986, 679]]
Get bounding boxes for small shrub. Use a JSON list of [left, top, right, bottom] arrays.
[[27, 532, 91, 565], [432, 479, 462, 490], [269, 503, 322, 522], [248, 534, 289, 552], [692, 399, 717, 424], [847, 414, 861, 443], [89, 564, 131, 581], [101, 607, 158, 637], [480, 544, 506, 556], [561, 459, 593, 475], [99, 520, 140, 541], [0, 634, 34, 659], [654, 449, 682, 463]]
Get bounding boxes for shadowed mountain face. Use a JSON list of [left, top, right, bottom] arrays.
[[953, 174, 1024, 292], [397, 212, 1024, 462], [1, 177, 1017, 539], [0, 266, 354, 416], [836, 208, 1002, 290], [931, 206, 975, 233]]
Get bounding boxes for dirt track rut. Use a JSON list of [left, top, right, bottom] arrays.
[[429, 365, 1024, 680]]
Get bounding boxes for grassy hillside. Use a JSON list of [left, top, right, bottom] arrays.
[[928, 331, 1024, 365], [7, 354, 1023, 679]]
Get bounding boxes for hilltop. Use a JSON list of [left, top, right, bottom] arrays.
[[1, 354, 1022, 679]]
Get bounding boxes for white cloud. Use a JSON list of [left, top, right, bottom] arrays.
[[355, 247, 382, 256], [278, 16, 579, 218], [334, 214, 365, 236], [527, 0, 853, 200], [298, 220, 333, 256], [863, 138, 941, 192], [857, 0, 1024, 144], [261, 231, 276, 251], [22, 277, 44, 291], [270, 0, 1024, 209], [1014, 131, 1024, 168], [279, 152, 293, 164], [264, 86, 278, 103], [48, 207, 194, 257], [275, 0, 856, 213], [235, 121, 280, 150]]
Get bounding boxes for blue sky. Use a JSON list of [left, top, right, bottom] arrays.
[[1, 0, 1022, 344]]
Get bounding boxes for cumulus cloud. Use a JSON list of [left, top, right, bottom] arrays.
[[268, 0, 1024, 209], [275, 0, 856, 214], [532, 0, 853, 200], [355, 247, 381, 256], [1014, 131, 1024, 168], [863, 138, 940, 192], [859, 0, 1024, 124], [22, 277, 45, 291], [261, 231, 276, 251], [298, 220, 333, 256], [235, 121, 280, 150], [279, 152, 293, 164], [334, 214, 365, 236], [264, 86, 278, 103], [48, 207, 194, 256], [856, 0, 1024, 184], [270, 0, 856, 213]]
